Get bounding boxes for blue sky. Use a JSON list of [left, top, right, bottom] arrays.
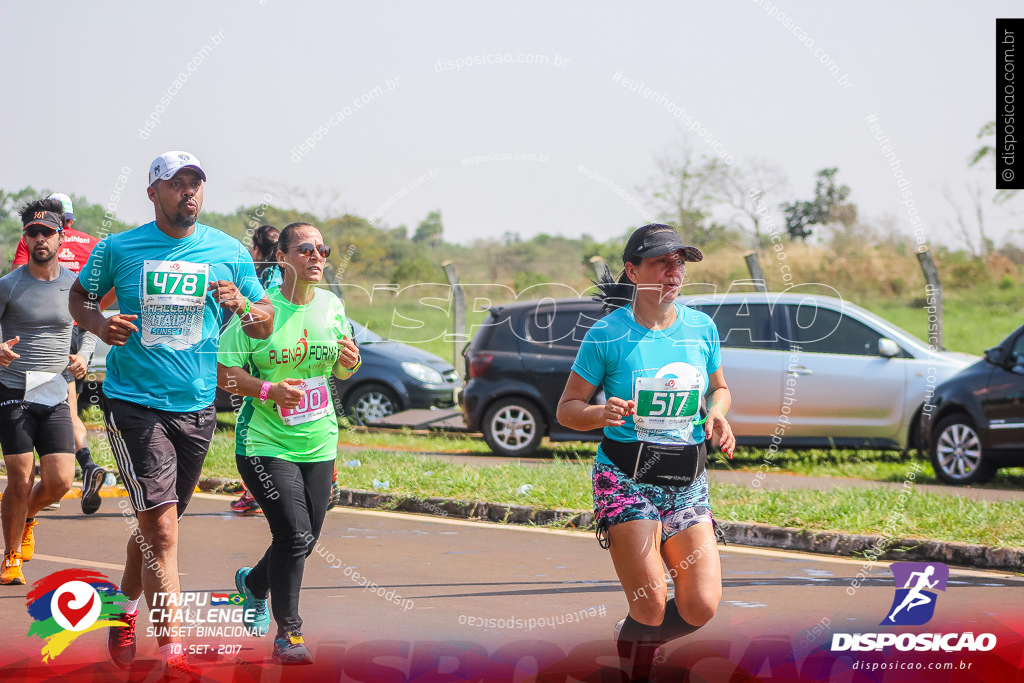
[[1, 1, 1016, 248]]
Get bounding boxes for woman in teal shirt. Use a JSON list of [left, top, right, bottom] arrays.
[[218, 222, 360, 665], [557, 223, 736, 679]]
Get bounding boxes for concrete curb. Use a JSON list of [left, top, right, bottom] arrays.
[[197, 479, 1024, 572]]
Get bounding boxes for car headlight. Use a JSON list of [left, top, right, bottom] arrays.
[[401, 362, 444, 384]]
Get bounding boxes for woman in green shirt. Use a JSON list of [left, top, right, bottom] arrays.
[[217, 222, 360, 665]]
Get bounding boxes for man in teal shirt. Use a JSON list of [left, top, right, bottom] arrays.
[[69, 151, 275, 678]]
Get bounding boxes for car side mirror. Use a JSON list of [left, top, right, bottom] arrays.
[[878, 338, 900, 358], [984, 347, 1004, 366]]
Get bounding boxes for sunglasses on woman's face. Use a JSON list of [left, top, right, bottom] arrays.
[[293, 243, 331, 259]]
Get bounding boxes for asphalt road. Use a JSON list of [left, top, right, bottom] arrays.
[[1, 494, 1021, 682]]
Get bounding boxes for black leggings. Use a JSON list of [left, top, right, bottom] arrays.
[[235, 454, 334, 636]]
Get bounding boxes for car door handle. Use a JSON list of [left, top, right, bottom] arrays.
[[788, 365, 814, 375]]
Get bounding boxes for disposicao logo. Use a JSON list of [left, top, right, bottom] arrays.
[[883, 561, 947, 626], [26, 569, 126, 661], [831, 562, 996, 653]]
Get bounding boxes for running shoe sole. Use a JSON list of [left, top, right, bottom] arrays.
[[81, 466, 106, 515]]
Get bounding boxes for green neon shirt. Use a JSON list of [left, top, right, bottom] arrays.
[[218, 287, 351, 462]]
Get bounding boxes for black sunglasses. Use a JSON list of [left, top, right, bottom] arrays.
[[24, 226, 58, 239], [293, 243, 331, 259]]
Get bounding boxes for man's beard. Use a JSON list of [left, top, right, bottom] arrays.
[[170, 211, 198, 229], [30, 247, 58, 264]]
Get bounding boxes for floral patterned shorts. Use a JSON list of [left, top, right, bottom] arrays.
[[592, 458, 713, 543]]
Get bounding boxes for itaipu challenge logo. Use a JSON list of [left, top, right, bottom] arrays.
[[25, 569, 126, 661]]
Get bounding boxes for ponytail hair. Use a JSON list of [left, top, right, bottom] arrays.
[[592, 261, 638, 316], [252, 225, 280, 285]]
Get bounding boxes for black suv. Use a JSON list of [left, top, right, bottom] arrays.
[[921, 322, 1024, 485], [460, 298, 606, 455]]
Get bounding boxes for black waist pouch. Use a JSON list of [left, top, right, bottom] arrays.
[[601, 437, 707, 487]]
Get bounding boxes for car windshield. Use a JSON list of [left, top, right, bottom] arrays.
[[350, 320, 385, 344]]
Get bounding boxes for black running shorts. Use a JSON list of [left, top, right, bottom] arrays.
[[0, 382, 75, 457], [102, 396, 215, 516]]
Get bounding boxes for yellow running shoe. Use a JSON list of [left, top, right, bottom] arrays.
[[21, 519, 37, 561], [1, 550, 25, 585]]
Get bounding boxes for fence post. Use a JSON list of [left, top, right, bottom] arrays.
[[916, 250, 943, 349], [744, 253, 768, 292], [442, 261, 467, 380]]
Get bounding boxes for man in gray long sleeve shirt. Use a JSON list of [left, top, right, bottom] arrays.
[[0, 198, 80, 585], [10, 191, 110, 516]]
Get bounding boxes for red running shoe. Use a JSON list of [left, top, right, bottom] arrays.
[[106, 611, 137, 669], [231, 489, 261, 514]]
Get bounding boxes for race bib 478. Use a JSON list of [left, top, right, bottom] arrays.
[[140, 260, 209, 350]]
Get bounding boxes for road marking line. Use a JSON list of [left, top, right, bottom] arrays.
[[32, 554, 124, 571]]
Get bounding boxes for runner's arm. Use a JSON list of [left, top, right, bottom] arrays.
[[209, 279, 275, 340], [69, 279, 138, 346], [704, 368, 735, 457], [332, 335, 360, 379], [99, 288, 117, 311], [216, 363, 305, 409], [557, 371, 636, 431], [68, 279, 108, 335], [241, 296, 274, 340], [77, 329, 99, 362]]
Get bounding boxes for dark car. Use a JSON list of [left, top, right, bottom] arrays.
[[459, 298, 605, 456], [333, 321, 461, 424], [920, 323, 1024, 485], [460, 293, 975, 457], [86, 319, 461, 425]]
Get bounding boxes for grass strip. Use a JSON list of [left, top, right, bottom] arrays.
[[82, 413, 1024, 548], [713, 482, 1024, 549]]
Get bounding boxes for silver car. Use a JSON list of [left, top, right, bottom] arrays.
[[683, 291, 977, 451]]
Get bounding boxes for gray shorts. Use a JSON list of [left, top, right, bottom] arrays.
[[102, 396, 215, 516]]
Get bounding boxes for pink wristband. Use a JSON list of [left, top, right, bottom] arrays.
[[259, 381, 272, 403]]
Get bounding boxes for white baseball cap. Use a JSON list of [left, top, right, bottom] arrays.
[[46, 192, 75, 220], [149, 151, 207, 187]]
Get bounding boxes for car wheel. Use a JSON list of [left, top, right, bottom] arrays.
[[482, 398, 546, 456], [929, 414, 995, 485], [344, 384, 401, 426]]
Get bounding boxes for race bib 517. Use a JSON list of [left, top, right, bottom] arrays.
[[633, 376, 700, 432]]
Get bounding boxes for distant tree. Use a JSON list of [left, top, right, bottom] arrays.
[[940, 181, 992, 258], [413, 210, 443, 246], [780, 168, 856, 242], [712, 159, 788, 245], [641, 137, 727, 246], [392, 255, 443, 285]]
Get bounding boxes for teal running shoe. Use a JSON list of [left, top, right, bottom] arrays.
[[234, 566, 271, 637]]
